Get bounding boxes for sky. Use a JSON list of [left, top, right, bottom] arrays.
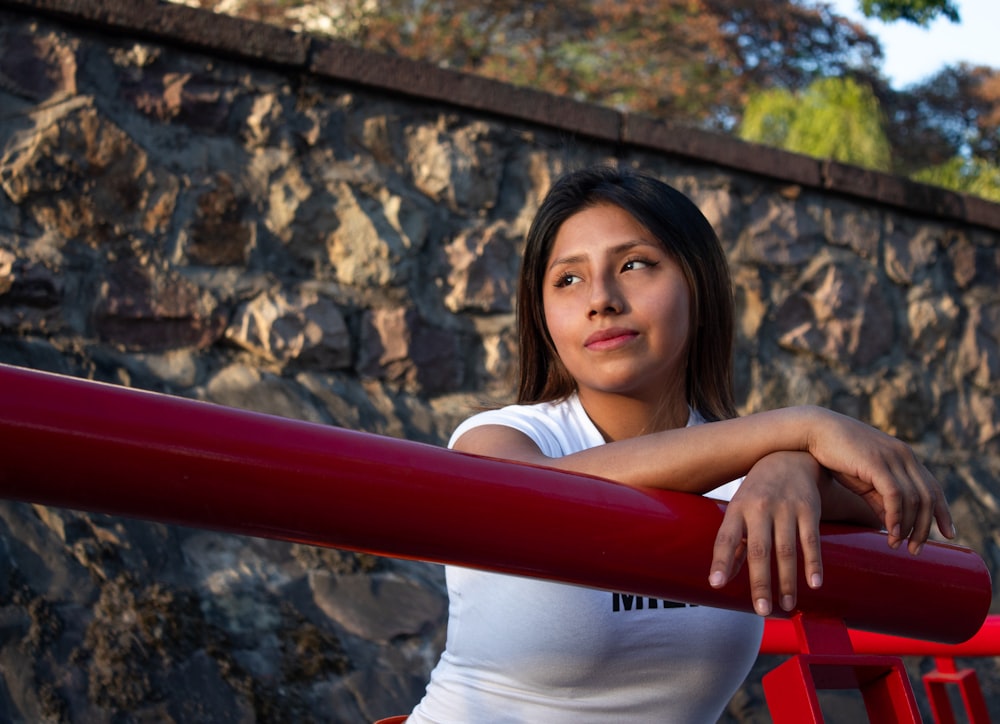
[[827, 0, 1000, 88]]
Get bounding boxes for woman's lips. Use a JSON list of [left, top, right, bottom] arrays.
[[584, 328, 639, 351]]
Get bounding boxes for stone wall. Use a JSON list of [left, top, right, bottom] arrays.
[[0, 1, 998, 722]]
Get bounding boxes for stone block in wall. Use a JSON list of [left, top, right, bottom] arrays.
[[884, 226, 940, 286], [956, 303, 1000, 392], [746, 356, 835, 412], [225, 287, 351, 369], [942, 385, 1000, 453], [869, 367, 933, 441], [309, 570, 445, 644], [327, 183, 428, 288], [0, 249, 61, 307], [187, 172, 254, 266], [476, 320, 518, 394], [690, 186, 737, 249], [823, 200, 881, 261], [0, 252, 64, 334], [947, 232, 1000, 290], [405, 120, 503, 215], [970, 391, 998, 453], [0, 249, 13, 296], [731, 265, 767, 342], [358, 306, 464, 396], [0, 23, 78, 101], [0, 103, 179, 245], [264, 160, 325, 258], [444, 221, 518, 313], [739, 195, 824, 266], [905, 284, 959, 366], [93, 255, 226, 351], [118, 44, 246, 136], [201, 362, 328, 423], [774, 257, 894, 370]]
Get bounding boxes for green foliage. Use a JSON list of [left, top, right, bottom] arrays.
[[738, 77, 892, 171], [858, 0, 960, 26], [912, 157, 1000, 202], [737, 89, 798, 148]]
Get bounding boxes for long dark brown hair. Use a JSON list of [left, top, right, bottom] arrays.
[[516, 165, 736, 422]]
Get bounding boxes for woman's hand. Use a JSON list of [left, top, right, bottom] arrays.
[[800, 407, 955, 554], [708, 452, 825, 616]]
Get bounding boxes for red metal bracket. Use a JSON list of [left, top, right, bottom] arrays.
[[763, 614, 921, 723], [923, 656, 991, 724]]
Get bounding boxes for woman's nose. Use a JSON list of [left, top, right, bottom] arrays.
[[588, 276, 623, 316]]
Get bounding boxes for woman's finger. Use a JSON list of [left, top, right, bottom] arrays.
[[709, 508, 747, 589], [743, 512, 774, 616], [773, 511, 798, 612], [798, 506, 823, 593], [905, 468, 935, 554]]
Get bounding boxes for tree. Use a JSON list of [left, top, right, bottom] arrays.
[[346, 0, 890, 130], [857, 0, 959, 26], [174, 0, 885, 130], [912, 157, 1000, 202], [738, 77, 892, 171], [883, 64, 1000, 172]]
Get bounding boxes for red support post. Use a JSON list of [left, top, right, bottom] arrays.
[[762, 616, 1000, 724]]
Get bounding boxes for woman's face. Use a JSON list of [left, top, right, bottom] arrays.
[[541, 203, 692, 406]]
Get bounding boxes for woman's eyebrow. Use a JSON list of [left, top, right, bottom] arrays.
[[547, 252, 587, 271], [547, 240, 657, 271]]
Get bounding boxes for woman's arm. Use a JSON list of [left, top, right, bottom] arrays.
[[453, 404, 952, 550], [454, 405, 954, 615]]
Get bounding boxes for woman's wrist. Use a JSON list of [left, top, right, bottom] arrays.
[[787, 404, 830, 456]]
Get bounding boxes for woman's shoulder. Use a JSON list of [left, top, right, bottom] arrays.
[[448, 395, 603, 456]]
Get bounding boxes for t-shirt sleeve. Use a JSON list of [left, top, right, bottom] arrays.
[[448, 406, 568, 457]]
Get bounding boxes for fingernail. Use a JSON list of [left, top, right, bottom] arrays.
[[892, 524, 901, 538], [709, 571, 725, 588], [781, 595, 795, 611], [810, 573, 822, 589], [912, 543, 924, 556], [755, 598, 771, 616]]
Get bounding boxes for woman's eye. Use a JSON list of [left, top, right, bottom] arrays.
[[555, 273, 582, 287], [622, 258, 657, 272]]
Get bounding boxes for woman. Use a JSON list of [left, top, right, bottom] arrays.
[[406, 166, 953, 722]]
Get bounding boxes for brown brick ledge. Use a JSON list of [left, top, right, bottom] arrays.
[[2, 0, 998, 232]]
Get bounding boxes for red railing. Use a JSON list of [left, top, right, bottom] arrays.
[[0, 363, 995, 722]]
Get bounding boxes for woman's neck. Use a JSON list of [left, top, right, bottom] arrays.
[[577, 388, 690, 442]]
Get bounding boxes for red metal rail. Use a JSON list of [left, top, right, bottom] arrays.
[[1, 362, 996, 722], [0, 363, 990, 644], [761, 615, 1000, 657]]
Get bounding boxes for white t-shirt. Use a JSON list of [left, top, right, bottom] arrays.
[[408, 394, 763, 724]]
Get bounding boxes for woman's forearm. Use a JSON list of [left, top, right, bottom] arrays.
[[546, 407, 818, 493]]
